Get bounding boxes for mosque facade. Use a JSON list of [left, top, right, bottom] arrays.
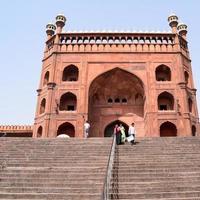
[[33, 14, 199, 138]]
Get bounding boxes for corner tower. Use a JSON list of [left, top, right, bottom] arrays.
[[33, 14, 199, 138]]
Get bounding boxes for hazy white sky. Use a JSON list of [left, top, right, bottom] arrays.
[[0, 0, 199, 125]]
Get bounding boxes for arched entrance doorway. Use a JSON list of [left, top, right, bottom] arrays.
[[160, 121, 177, 137], [192, 125, 196, 136], [57, 122, 75, 137], [104, 120, 129, 137], [88, 68, 144, 137], [37, 126, 43, 137]]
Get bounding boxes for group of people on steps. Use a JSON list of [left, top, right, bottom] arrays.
[[84, 120, 136, 145], [114, 123, 136, 145]]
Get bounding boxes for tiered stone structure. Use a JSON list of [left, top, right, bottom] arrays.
[[33, 14, 199, 138]]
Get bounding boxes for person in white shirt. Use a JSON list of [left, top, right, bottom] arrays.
[[84, 120, 90, 138], [128, 122, 136, 145]]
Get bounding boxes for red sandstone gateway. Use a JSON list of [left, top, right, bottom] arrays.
[[33, 14, 199, 138]]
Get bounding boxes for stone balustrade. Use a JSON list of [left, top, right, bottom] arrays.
[[59, 32, 175, 45], [44, 32, 189, 56]]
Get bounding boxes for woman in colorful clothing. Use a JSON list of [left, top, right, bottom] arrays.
[[120, 124, 126, 144]]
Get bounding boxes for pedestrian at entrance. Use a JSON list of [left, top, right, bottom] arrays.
[[128, 123, 136, 145], [84, 120, 90, 138], [114, 124, 121, 145], [120, 124, 126, 144]]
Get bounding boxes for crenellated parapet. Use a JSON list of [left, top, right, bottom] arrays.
[[0, 125, 33, 133]]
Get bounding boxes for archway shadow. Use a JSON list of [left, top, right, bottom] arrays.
[[104, 120, 129, 137]]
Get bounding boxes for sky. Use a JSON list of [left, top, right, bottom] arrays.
[[0, 0, 200, 125]]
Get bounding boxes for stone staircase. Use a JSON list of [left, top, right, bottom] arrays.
[[110, 137, 200, 199], [1, 137, 200, 200], [0, 137, 112, 200]]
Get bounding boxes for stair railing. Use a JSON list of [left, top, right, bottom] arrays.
[[102, 134, 116, 200]]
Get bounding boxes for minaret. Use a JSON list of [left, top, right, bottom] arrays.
[[46, 23, 56, 40], [177, 22, 188, 40], [168, 13, 179, 33], [55, 14, 67, 33]]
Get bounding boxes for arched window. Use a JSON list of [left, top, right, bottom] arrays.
[[108, 98, 113, 103], [192, 125, 196, 136], [59, 92, 77, 111], [43, 71, 49, 86], [40, 98, 46, 114], [115, 98, 120, 103], [156, 65, 171, 81], [57, 122, 75, 137], [160, 121, 177, 137], [158, 92, 174, 110], [184, 71, 189, 85], [122, 98, 127, 103], [188, 97, 193, 113], [37, 126, 43, 137], [62, 65, 79, 81]]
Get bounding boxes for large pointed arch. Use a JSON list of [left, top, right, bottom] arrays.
[[89, 67, 145, 93], [88, 67, 145, 137]]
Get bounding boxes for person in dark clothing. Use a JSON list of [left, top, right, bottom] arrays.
[[114, 124, 121, 145]]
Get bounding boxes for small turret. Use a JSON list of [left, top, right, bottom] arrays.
[[46, 23, 56, 40], [168, 13, 179, 33], [177, 22, 188, 40], [56, 14, 67, 33]]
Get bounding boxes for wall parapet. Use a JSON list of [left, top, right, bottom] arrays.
[[0, 125, 33, 133], [44, 32, 185, 56]]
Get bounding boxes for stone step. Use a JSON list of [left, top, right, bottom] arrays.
[[0, 193, 102, 200], [5, 171, 199, 178], [109, 191, 200, 199], [0, 182, 103, 188], [109, 180, 200, 188], [112, 165, 200, 170], [111, 171, 200, 178], [2, 160, 108, 164], [0, 177, 105, 183], [0, 187, 102, 193], [113, 198, 199, 200], [110, 185, 200, 193], [5, 163, 107, 167], [0, 173, 105, 178], [111, 176, 200, 182], [112, 168, 200, 173], [3, 166, 105, 172]]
